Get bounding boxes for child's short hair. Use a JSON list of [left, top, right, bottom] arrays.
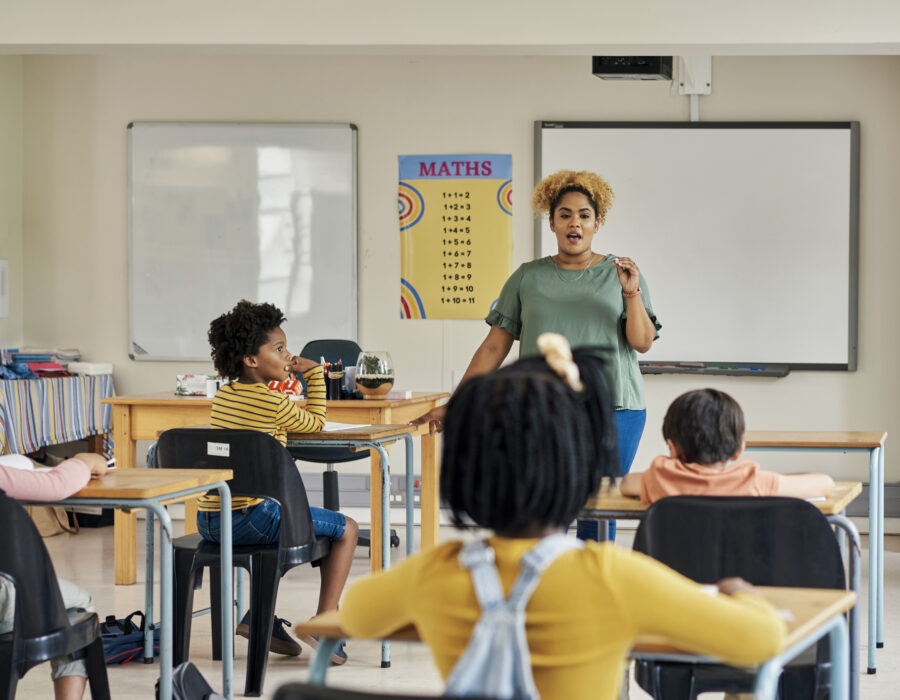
[[440, 348, 619, 535], [208, 300, 286, 380], [662, 389, 745, 464]]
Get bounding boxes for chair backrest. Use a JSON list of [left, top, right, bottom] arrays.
[[633, 496, 845, 589], [0, 490, 70, 639], [299, 339, 362, 367], [156, 428, 317, 549]]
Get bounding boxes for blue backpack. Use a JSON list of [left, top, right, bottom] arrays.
[[100, 610, 160, 664]]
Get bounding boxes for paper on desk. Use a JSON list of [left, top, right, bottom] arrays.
[[323, 422, 371, 431], [0, 454, 36, 471], [805, 496, 827, 502]]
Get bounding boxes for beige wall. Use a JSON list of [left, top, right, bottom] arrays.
[[17, 53, 900, 482], [0, 56, 23, 348], [2, 1, 900, 54]]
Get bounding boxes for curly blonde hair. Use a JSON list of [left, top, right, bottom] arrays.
[[531, 170, 615, 225]]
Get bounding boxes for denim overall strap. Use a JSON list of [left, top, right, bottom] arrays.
[[443, 535, 583, 700]]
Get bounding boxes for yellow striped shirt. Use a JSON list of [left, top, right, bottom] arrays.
[[198, 366, 326, 511]]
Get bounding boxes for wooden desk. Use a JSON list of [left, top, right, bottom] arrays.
[[294, 587, 857, 699], [744, 430, 887, 673], [287, 424, 418, 576], [102, 392, 447, 584], [582, 480, 863, 517], [28, 468, 235, 700], [581, 480, 863, 700]]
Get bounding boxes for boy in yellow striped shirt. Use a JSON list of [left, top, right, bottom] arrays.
[[199, 300, 358, 663]]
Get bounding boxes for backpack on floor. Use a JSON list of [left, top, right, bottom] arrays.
[[156, 662, 225, 700], [100, 610, 160, 664]]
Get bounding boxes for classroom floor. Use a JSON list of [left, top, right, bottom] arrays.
[[20, 522, 900, 699]]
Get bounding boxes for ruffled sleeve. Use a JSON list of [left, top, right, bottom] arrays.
[[484, 264, 525, 338]]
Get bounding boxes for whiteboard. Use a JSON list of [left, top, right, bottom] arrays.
[[128, 122, 357, 361], [536, 122, 859, 370]]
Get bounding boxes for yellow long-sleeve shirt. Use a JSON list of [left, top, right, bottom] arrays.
[[198, 366, 326, 511], [341, 537, 786, 700]]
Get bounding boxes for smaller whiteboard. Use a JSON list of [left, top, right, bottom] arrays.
[[128, 122, 357, 361], [536, 122, 859, 370]]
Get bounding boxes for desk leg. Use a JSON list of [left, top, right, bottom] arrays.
[[403, 434, 414, 556], [372, 443, 392, 668], [115, 511, 138, 585], [112, 405, 138, 585], [369, 447, 384, 573], [754, 614, 849, 700], [420, 432, 440, 551], [877, 445, 884, 649], [867, 448, 879, 673], [144, 511, 156, 662], [828, 514, 860, 700], [216, 483, 234, 700], [147, 502, 174, 700], [183, 497, 199, 536]]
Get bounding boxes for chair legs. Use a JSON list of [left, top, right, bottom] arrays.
[[173, 544, 200, 665], [84, 636, 111, 700], [244, 552, 281, 697], [0, 645, 17, 700]]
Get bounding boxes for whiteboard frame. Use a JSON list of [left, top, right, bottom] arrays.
[[127, 121, 358, 362], [534, 120, 859, 372]]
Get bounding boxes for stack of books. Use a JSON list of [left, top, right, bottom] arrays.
[[8, 348, 82, 377]]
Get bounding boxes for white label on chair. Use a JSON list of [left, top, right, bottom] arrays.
[[207, 442, 230, 457]]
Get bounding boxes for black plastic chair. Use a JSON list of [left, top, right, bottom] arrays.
[[632, 495, 847, 700], [291, 339, 398, 551], [156, 428, 332, 697], [273, 682, 497, 700], [0, 490, 110, 699]]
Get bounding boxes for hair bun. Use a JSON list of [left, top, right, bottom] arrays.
[[537, 333, 584, 393]]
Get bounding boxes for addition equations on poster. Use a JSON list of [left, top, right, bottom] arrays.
[[399, 155, 512, 319]]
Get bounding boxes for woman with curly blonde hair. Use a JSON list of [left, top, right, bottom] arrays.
[[412, 170, 661, 540]]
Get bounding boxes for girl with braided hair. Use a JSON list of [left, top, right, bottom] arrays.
[[412, 170, 661, 540], [344, 335, 784, 700]]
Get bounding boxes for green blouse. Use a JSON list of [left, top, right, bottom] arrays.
[[485, 255, 661, 410]]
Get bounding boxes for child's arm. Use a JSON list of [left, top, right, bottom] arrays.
[[341, 554, 419, 638], [275, 365, 326, 433], [777, 472, 836, 499], [619, 472, 642, 497], [612, 548, 786, 666]]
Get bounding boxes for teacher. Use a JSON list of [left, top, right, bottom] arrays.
[[411, 170, 661, 540]]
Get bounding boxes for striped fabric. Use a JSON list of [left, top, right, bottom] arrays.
[[199, 366, 326, 511], [0, 375, 116, 456]]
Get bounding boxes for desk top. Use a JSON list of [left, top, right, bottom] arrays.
[[288, 424, 414, 441], [103, 391, 448, 408], [581, 481, 862, 517], [745, 430, 887, 448], [294, 586, 856, 656], [68, 468, 233, 499]]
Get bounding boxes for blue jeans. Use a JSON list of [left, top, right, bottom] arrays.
[[576, 409, 646, 542], [198, 499, 347, 545]]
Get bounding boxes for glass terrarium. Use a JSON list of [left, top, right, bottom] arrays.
[[355, 350, 394, 399]]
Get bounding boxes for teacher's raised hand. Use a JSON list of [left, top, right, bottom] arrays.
[[613, 256, 641, 295]]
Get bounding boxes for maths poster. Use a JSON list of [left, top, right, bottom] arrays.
[[399, 154, 512, 319]]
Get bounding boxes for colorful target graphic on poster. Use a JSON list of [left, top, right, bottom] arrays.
[[399, 154, 512, 320]]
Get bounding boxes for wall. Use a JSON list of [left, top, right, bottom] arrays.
[[0, 56, 23, 347], [19, 53, 900, 484]]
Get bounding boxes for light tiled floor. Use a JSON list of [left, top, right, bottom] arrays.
[[17, 523, 900, 698]]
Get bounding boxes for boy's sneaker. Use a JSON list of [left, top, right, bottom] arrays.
[[297, 633, 348, 665], [236, 613, 301, 657]]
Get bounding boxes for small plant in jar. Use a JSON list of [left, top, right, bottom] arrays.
[[355, 351, 394, 399]]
